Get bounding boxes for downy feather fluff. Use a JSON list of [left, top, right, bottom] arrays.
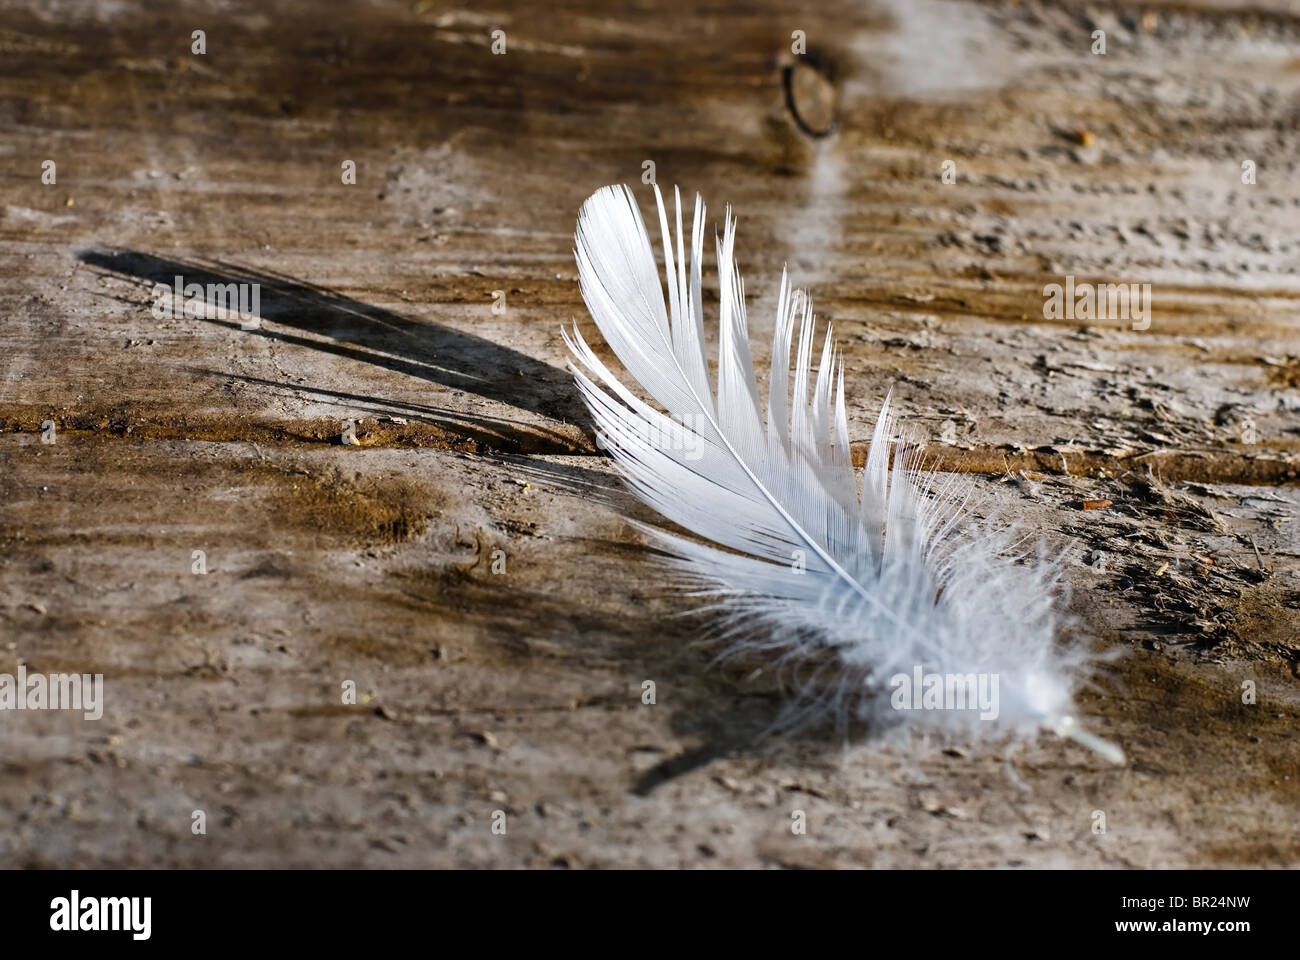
[[564, 184, 1122, 763]]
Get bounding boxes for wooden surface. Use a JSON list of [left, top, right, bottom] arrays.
[[1, 0, 1298, 867]]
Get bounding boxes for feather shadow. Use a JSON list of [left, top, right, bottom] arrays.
[[75, 249, 585, 438]]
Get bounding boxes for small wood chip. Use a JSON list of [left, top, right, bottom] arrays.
[[1081, 499, 1112, 510]]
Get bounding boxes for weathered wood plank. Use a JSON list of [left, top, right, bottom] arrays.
[[1, 0, 1297, 868]]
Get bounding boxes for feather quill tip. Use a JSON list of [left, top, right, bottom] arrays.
[[1049, 716, 1126, 765]]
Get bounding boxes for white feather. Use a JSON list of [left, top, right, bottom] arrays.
[[565, 184, 1123, 764]]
